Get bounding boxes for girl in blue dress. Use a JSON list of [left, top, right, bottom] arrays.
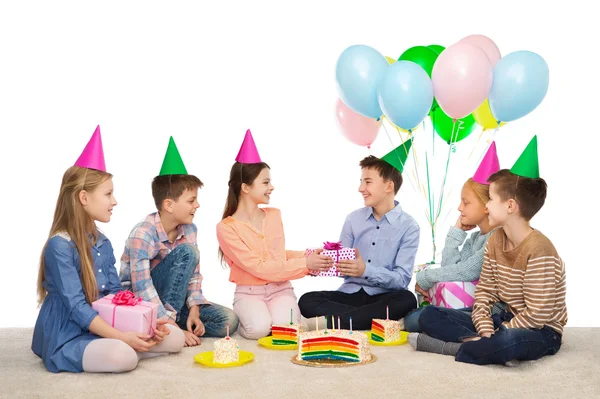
[[32, 131, 184, 373]]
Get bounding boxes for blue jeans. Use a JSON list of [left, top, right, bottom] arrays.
[[404, 306, 472, 332], [403, 307, 424, 332], [419, 306, 562, 365], [150, 243, 239, 338]]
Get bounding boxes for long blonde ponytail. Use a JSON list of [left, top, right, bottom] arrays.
[[37, 166, 113, 305]]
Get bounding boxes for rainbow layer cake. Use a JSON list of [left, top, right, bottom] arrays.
[[297, 330, 371, 363], [213, 336, 239, 364], [271, 323, 301, 345], [371, 319, 401, 342]]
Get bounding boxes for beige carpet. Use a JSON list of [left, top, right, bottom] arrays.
[[1, 328, 598, 399]]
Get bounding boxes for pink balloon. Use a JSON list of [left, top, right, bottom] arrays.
[[432, 42, 493, 119], [335, 98, 381, 147], [459, 34, 501, 66]]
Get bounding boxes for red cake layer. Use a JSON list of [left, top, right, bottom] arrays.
[[303, 336, 358, 345], [372, 321, 384, 330], [272, 326, 298, 334]]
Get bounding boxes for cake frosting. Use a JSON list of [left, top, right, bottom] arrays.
[[213, 337, 239, 363]]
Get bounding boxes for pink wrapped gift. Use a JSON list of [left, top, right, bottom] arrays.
[[92, 291, 158, 336], [305, 241, 356, 277], [428, 280, 479, 309]]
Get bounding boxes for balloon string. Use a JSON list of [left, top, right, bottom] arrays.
[[381, 119, 416, 191], [431, 110, 435, 157], [435, 119, 461, 222], [472, 127, 499, 166], [425, 152, 435, 262]]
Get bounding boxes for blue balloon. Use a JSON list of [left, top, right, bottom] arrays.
[[488, 51, 549, 123], [336, 45, 389, 119], [377, 61, 433, 130]]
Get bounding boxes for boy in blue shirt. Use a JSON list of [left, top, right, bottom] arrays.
[[299, 140, 419, 329]]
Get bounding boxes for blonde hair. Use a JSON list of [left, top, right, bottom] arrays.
[[37, 166, 113, 305], [464, 178, 490, 205]]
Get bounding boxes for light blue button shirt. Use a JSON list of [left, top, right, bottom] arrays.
[[337, 201, 420, 295]]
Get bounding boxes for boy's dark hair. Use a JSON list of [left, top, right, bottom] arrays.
[[487, 169, 547, 221], [152, 174, 203, 211], [359, 156, 403, 195]]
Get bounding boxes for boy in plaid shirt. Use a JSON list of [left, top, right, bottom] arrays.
[[120, 137, 238, 346]]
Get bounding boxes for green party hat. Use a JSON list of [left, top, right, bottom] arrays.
[[381, 138, 413, 173], [510, 135, 539, 179], [159, 137, 188, 176]]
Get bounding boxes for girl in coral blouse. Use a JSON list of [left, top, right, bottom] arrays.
[[216, 130, 332, 339]]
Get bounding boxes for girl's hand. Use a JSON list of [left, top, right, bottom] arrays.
[[306, 248, 334, 271], [415, 283, 430, 302], [152, 320, 171, 343], [455, 216, 476, 231], [120, 331, 156, 352]]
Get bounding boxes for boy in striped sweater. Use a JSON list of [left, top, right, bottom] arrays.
[[409, 136, 567, 366]]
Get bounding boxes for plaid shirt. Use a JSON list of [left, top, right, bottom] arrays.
[[120, 212, 208, 322]]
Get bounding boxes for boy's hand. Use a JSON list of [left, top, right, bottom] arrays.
[[183, 330, 201, 346], [337, 249, 366, 277], [187, 306, 206, 337]]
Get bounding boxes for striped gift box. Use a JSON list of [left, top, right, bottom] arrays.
[[428, 280, 479, 309]]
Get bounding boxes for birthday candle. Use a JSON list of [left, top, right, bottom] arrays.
[[350, 317, 353, 333], [226, 323, 230, 339], [290, 308, 293, 325], [338, 316, 341, 330], [386, 305, 389, 320], [316, 316, 319, 332], [331, 315, 335, 331]]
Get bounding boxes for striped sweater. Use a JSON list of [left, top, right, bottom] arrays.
[[472, 228, 567, 335]]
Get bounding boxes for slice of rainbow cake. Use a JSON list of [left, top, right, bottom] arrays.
[[371, 319, 401, 342], [271, 323, 301, 345], [297, 330, 371, 363]]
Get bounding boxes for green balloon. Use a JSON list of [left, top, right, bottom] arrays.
[[427, 44, 446, 55], [431, 107, 477, 144], [398, 45, 439, 78], [399, 45, 440, 112]]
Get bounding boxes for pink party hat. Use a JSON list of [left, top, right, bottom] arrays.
[[74, 125, 106, 172], [472, 141, 500, 185], [235, 129, 262, 164]]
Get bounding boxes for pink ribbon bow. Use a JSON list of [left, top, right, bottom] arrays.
[[112, 290, 142, 306], [323, 241, 343, 263], [109, 290, 155, 336], [323, 241, 342, 250]]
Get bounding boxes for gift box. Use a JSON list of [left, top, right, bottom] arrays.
[[427, 280, 479, 309], [305, 241, 356, 277], [92, 291, 158, 336]]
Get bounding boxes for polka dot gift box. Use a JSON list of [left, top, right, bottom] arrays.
[[305, 241, 356, 277]]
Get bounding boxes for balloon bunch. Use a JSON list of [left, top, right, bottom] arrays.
[[334, 34, 549, 262]]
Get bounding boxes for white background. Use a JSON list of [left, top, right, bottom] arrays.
[[0, 1, 597, 328]]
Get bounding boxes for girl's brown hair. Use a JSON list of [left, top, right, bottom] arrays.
[[37, 166, 113, 305], [464, 177, 491, 206], [218, 161, 270, 265]]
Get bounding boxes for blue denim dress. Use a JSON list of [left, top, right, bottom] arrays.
[[32, 232, 123, 373]]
